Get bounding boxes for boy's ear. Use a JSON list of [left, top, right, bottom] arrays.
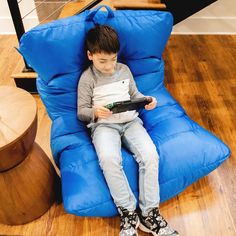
[[87, 50, 93, 61]]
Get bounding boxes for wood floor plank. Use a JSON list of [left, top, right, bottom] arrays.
[[0, 34, 235, 235]]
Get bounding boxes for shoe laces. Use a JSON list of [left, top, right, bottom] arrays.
[[145, 208, 168, 232], [118, 207, 138, 230]]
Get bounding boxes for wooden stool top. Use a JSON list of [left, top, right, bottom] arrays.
[[0, 86, 37, 171]]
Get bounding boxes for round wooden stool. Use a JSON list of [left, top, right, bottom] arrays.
[[0, 86, 60, 225]]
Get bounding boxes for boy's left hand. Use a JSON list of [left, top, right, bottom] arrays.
[[145, 96, 157, 110]]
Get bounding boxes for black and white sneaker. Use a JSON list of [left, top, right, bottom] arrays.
[[139, 207, 179, 236], [118, 207, 140, 236]]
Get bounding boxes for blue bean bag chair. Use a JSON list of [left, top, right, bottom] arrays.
[[19, 5, 230, 217]]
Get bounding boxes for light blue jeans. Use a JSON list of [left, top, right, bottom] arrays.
[[91, 117, 160, 216]]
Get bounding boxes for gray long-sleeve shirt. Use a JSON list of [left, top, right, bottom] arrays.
[[77, 62, 145, 127]]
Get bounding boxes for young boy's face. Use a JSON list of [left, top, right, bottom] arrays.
[[87, 51, 117, 76]]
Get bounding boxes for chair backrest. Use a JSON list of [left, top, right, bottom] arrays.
[[19, 6, 173, 121]]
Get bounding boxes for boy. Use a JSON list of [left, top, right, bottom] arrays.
[[77, 24, 179, 236]]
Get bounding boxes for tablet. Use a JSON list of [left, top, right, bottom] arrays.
[[105, 97, 152, 114]]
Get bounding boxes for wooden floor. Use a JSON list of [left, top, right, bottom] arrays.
[[0, 34, 235, 235]]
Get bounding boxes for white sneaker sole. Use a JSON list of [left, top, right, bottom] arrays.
[[139, 222, 179, 236]]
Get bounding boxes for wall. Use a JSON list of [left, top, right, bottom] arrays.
[[0, 0, 39, 34]]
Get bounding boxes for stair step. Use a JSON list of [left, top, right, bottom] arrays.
[[11, 72, 38, 93], [59, 1, 96, 18], [113, 1, 166, 9], [11, 72, 37, 79]]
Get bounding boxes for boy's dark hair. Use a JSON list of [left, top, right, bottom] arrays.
[[85, 24, 120, 54]]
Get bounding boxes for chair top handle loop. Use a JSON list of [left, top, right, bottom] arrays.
[[86, 5, 114, 21]]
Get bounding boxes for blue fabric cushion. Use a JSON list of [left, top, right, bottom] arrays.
[[19, 5, 230, 217]]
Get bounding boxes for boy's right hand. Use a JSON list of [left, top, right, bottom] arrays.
[[94, 106, 113, 119]]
